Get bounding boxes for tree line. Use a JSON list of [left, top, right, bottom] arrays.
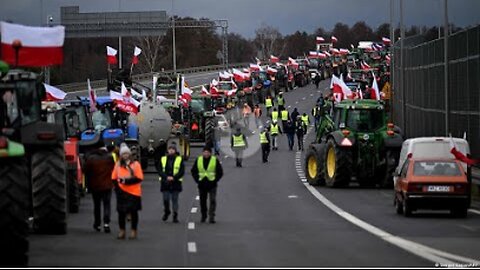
[[49, 17, 462, 85]]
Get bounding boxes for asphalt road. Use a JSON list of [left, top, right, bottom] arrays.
[[30, 80, 480, 267]]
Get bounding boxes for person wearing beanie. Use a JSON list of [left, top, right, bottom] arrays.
[[158, 145, 185, 223], [191, 146, 224, 224], [111, 143, 144, 240]]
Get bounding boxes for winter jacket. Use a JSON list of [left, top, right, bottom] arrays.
[[84, 149, 115, 192]]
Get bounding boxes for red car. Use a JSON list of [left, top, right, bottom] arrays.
[[394, 159, 470, 217]]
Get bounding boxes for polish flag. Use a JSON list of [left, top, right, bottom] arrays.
[[382, 37, 391, 45], [88, 79, 97, 112], [107, 46, 118, 65], [178, 96, 189, 108], [0, 22, 65, 67], [331, 36, 338, 43], [249, 63, 262, 71], [316, 36, 325, 44], [330, 48, 340, 54], [449, 136, 479, 166], [318, 53, 327, 59], [361, 61, 371, 70], [226, 89, 237, 97], [181, 76, 193, 101], [339, 48, 350, 55], [323, 51, 331, 57], [111, 83, 140, 114], [210, 84, 219, 95], [233, 68, 249, 82], [255, 57, 262, 65], [201, 85, 210, 96], [330, 75, 352, 101], [211, 78, 219, 86], [242, 68, 251, 74], [270, 55, 279, 63], [308, 51, 319, 58], [43, 83, 66, 101], [267, 66, 278, 75], [288, 57, 299, 68], [370, 72, 380, 100], [131, 46, 142, 65]]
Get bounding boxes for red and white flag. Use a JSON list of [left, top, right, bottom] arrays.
[[331, 36, 338, 43], [181, 76, 193, 101], [288, 57, 299, 68], [339, 48, 350, 55], [0, 21, 65, 67], [267, 66, 278, 75], [111, 83, 141, 114], [330, 48, 340, 54], [43, 83, 66, 101], [323, 51, 331, 57], [316, 36, 325, 44], [201, 85, 210, 96], [270, 55, 279, 63], [210, 84, 219, 95], [88, 79, 97, 112], [107, 46, 118, 65], [255, 57, 262, 65], [449, 136, 479, 166], [330, 75, 352, 101], [308, 51, 319, 58], [360, 61, 371, 70], [370, 72, 380, 100], [211, 78, 219, 86], [249, 63, 262, 71], [132, 46, 142, 65], [226, 89, 237, 97], [382, 37, 391, 45], [232, 68, 249, 82]]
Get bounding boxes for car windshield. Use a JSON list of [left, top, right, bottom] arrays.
[[92, 110, 111, 132], [413, 161, 462, 176], [190, 99, 206, 113], [346, 109, 384, 131]]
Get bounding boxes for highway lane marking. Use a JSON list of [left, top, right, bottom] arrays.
[[296, 154, 480, 265], [188, 222, 196, 230], [188, 242, 197, 253], [302, 97, 306, 100], [468, 209, 480, 215], [195, 196, 200, 201], [295, 101, 299, 104], [191, 207, 198, 214], [459, 224, 477, 232], [288, 195, 298, 199]]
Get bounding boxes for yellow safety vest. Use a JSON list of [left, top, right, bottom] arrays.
[[160, 156, 183, 182], [232, 134, 246, 148], [302, 115, 309, 126], [270, 123, 279, 135], [112, 152, 118, 163], [281, 110, 289, 121], [277, 97, 285, 106], [313, 107, 320, 117], [197, 156, 217, 181], [271, 111, 279, 121], [265, 98, 273, 108], [259, 132, 269, 144]]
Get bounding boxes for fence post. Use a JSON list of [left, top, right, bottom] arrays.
[[444, 0, 449, 136]]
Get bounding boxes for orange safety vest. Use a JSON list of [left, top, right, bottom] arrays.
[[111, 161, 144, 197]]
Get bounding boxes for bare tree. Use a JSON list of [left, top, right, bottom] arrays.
[[135, 35, 165, 73], [254, 23, 284, 60]]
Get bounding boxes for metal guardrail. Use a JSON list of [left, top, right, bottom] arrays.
[[57, 62, 249, 93]]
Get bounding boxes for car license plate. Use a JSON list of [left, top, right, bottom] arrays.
[[426, 186, 452, 192]]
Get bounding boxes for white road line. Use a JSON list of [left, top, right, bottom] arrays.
[[191, 207, 198, 214], [288, 195, 298, 199], [295, 101, 299, 104], [188, 242, 197, 253], [188, 222, 196, 230], [288, 105, 292, 109], [195, 196, 200, 201], [468, 209, 480, 215], [302, 97, 306, 100]]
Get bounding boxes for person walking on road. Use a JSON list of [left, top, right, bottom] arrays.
[[290, 108, 299, 127], [191, 146, 224, 223], [301, 112, 310, 128], [253, 104, 262, 128], [284, 119, 296, 151], [270, 120, 283, 151], [265, 95, 274, 115], [280, 107, 290, 130], [158, 145, 185, 223], [314, 72, 321, 89], [231, 127, 248, 167], [270, 107, 279, 123], [259, 126, 271, 163], [111, 143, 144, 240], [312, 104, 321, 130], [84, 146, 115, 233], [242, 103, 252, 128], [296, 116, 307, 151], [276, 92, 286, 111]]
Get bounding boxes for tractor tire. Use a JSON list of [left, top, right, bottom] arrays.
[[31, 144, 67, 235], [324, 139, 352, 188], [66, 168, 80, 214], [305, 145, 326, 186], [0, 158, 29, 267], [204, 118, 215, 144], [380, 149, 400, 188]]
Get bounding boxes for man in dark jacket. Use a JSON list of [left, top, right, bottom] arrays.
[[290, 108, 300, 127], [84, 146, 115, 233], [296, 117, 307, 151], [191, 146, 224, 223], [284, 119, 296, 151], [259, 126, 271, 163], [158, 145, 185, 223]]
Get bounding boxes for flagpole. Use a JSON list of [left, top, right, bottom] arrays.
[[444, 0, 449, 136]]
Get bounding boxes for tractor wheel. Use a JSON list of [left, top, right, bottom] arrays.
[[205, 118, 215, 144], [31, 144, 67, 235], [66, 168, 80, 214], [305, 145, 325, 186], [380, 149, 400, 188], [324, 139, 352, 188], [0, 157, 29, 266]]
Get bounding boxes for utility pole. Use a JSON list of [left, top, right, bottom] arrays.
[[172, 0, 177, 74], [390, 0, 394, 119], [44, 15, 53, 84], [444, 0, 449, 135], [400, 0, 406, 134], [118, 0, 123, 70]]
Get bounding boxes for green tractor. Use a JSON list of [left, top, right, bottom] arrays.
[[188, 95, 216, 144], [305, 99, 403, 188], [0, 61, 67, 266]]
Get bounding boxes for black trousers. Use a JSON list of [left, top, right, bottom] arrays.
[[297, 133, 304, 150], [92, 190, 112, 227], [118, 211, 139, 230], [199, 187, 217, 219], [233, 149, 244, 166], [261, 143, 270, 162]]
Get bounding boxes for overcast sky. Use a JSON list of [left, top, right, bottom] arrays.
[[1, 0, 479, 38]]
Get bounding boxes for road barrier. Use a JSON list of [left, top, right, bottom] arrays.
[[57, 62, 249, 93]]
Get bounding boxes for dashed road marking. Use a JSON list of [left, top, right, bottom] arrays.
[[188, 242, 197, 253], [288, 195, 298, 199], [302, 97, 306, 100], [468, 209, 480, 215], [196, 196, 200, 201], [188, 222, 196, 230], [191, 207, 198, 214]]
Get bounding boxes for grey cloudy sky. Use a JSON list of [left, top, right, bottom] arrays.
[[1, 0, 479, 38]]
